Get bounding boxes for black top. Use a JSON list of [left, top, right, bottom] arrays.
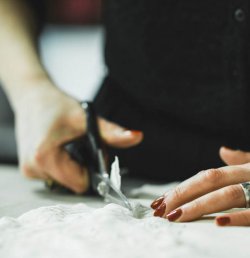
[[27, 0, 250, 181], [103, 0, 250, 138]]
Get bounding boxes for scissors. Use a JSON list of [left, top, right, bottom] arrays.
[[46, 101, 132, 211]]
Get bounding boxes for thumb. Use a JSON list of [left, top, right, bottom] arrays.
[[98, 118, 143, 148], [219, 146, 250, 165]]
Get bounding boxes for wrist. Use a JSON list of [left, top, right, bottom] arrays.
[[3, 72, 61, 112]]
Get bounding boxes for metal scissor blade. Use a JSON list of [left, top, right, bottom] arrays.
[[106, 179, 133, 211], [95, 149, 133, 210], [97, 175, 133, 211]]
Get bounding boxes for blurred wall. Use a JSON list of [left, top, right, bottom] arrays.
[[47, 0, 102, 24], [0, 86, 17, 163]]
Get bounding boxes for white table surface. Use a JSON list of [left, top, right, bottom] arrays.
[[0, 165, 104, 217]]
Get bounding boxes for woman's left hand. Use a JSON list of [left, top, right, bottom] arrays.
[[151, 146, 250, 226]]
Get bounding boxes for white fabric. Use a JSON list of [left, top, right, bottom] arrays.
[[0, 203, 249, 258]]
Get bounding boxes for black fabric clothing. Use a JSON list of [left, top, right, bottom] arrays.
[[95, 77, 228, 182], [94, 0, 250, 181]]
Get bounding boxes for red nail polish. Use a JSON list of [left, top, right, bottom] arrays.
[[216, 217, 230, 226], [130, 130, 142, 136], [167, 209, 182, 222], [151, 196, 164, 209], [154, 203, 166, 217]]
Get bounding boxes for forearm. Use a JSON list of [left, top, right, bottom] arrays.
[[0, 0, 50, 110]]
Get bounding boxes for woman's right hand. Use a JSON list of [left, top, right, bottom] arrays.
[[14, 79, 143, 193], [0, 0, 143, 194]]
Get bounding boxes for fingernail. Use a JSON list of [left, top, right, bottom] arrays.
[[130, 130, 142, 136], [167, 209, 182, 222], [115, 130, 135, 137], [120, 130, 142, 138], [222, 146, 233, 151], [151, 196, 164, 209], [216, 217, 231, 226], [153, 203, 166, 217]]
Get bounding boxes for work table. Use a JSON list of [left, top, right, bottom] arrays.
[[0, 165, 104, 217]]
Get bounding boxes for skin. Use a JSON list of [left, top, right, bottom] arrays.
[[0, 0, 143, 193], [151, 146, 250, 227]]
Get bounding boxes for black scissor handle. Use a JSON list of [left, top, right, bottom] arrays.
[[46, 101, 107, 193], [65, 102, 102, 165]]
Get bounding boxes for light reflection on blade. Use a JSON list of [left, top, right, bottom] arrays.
[[97, 175, 133, 211]]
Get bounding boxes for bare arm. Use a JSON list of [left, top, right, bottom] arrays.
[[0, 0, 49, 109]]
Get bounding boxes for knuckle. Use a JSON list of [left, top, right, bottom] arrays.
[[225, 185, 244, 201], [21, 164, 36, 178], [204, 168, 224, 185], [172, 186, 184, 200], [34, 148, 47, 166], [190, 200, 202, 213], [239, 212, 250, 224]]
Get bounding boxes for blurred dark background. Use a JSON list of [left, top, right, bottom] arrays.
[[0, 0, 104, 164]]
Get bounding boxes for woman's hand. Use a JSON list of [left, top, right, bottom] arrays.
[[0, 0, 144, 194], [151, 146, 250, 226], [15, 80, 143, 193]]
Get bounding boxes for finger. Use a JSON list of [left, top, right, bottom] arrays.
[[219, 146, 250, 165], [163, 164, 250, 215], [44, 150, 89, 193], [98, 118, 143, 148], [216, 209, 250, 226], [166, 184, 246, 222], [20, 163, 50, 180]]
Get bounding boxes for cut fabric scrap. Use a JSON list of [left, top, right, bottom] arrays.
[[110, 156, 121, 190], [97, 156, 150, 218]]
